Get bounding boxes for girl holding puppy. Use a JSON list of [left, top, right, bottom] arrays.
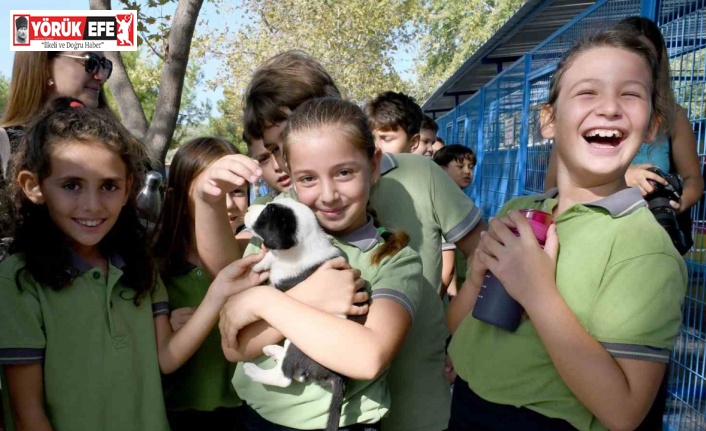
[[447, 29, 686, 431]]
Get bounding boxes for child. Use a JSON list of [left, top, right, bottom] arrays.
[[433, 144, 477, 296], [433, 144, 477, 189], [365, 91, 423, 154], [432, 136, 445, 156], [194, 50, 485, 431], [0, 98, 266, 431], [243, 132, 291, 205], [154, 137, 249, 431], [218, 97, 425, 430], [416, 114, 439, 157], [447, 29, 686, 431]]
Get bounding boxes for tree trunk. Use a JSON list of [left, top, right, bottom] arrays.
[[143, 0, 205, 169], [89, 0, 149, 141], [89, 0, 205, 171]]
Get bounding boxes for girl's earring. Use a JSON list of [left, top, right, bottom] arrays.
[[47, 78, 54, 86]]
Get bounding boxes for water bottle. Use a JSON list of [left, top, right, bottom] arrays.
[[472, 209, 552, 332], [136, 171, 163, 225]]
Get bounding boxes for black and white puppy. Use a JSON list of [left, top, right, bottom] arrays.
[[244, 198, 361, 431]]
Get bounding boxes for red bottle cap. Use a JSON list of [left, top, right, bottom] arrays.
[[518, 209, 552, 244]]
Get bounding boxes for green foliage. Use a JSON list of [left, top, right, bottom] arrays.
[[416, 0, 526, 100], [0, 73, 10, 117], [205, 0, 423, 138]]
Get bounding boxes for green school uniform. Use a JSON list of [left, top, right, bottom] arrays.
[[0, 253, 170, 431], [449, 188, 687, 431], [236, 219, 424, 429], [371, 153, 481, 431], [162, 265, 241, 411]]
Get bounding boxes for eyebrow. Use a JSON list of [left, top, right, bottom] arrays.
[[570, 78, 649, 91], [55, 176, 124, 182]]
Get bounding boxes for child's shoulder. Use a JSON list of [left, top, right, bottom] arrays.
[[610, 206, 685, 263], [0, 253, 27, 279]]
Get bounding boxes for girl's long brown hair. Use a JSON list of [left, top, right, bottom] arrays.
[[153, 137, 240, 279]]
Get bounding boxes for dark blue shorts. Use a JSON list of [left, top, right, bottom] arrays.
[[241, 404, 381, 431], [448, 377, 577, 430]]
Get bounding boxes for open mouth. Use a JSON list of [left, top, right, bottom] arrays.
[[583, 129, 625, 148], [278, 175, 291, 186], [75, 218, 104, 228]]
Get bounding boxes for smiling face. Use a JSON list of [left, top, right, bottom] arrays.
[[249, 137, 291, 192], [34, 140, 130, 260], [541, 46, 654, 190], [49, 51, 108, 108], [288, 126, 379, 236], [414, 128, 436, 157]]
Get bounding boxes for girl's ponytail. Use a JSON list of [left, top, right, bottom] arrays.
[[367, 203, 410, 265]]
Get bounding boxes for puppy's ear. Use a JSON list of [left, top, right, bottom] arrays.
[[253, 204, 298, 250]]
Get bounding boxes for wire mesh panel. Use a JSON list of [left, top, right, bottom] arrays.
[[524, 73, 554, 194], [476, 59, 526, 218], [530, 0, 643, 73], [659, 2, 706, 429]]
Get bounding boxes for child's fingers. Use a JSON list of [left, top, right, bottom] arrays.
[[322, 256, 352, 270], [543, 224, 559, 262], [347, 303, 369, 316], [352, 291, 369, 304]]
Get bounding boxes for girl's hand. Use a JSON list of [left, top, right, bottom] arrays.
[[475, 211, 559, 309], [170, 307, 195, 332], [443, 355, 457, 384], [192, 155, 262, 204], [290, 256, 369, 316], [219, 285, 272, 349], [208, 253, 270, 303], [625, 164, 668, 196]]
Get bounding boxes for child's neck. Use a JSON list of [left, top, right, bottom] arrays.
[[555, 175, 628, 216]]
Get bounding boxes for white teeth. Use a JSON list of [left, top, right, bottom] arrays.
[[585, 129, 623, 138], [77, 219, 101, 227]]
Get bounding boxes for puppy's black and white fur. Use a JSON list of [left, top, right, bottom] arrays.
[[244, 198, 362, 431]]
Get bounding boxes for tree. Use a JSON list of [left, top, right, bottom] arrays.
[[206, 0, 423, 137], [415, 0, 526, 100], [89, 0, 205, 170], [0, 73, 10, 117]]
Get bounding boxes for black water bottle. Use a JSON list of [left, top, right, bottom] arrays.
[[472, 209, 552, 332], [136, 171, 163, 228]]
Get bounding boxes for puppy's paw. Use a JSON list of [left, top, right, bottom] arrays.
[[243, 362, 265, 382], [263, 344, 286, 361]]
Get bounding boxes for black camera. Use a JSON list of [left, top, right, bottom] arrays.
[[644, 167, 690, 254]]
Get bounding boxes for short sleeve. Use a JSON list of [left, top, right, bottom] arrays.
[[590, 253, 686, 362], [369, 248, 424, 322], [429, 161, 482, 243], [151, 275, 170, 317], [0, 268, 46, 364]]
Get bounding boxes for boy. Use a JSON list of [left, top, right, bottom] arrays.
[[242, 132, 290, 205], [432, 136, 445, 155], [415, 114, 438, 157], [365, 91, 422, 154], [433, 144, 477, 189]]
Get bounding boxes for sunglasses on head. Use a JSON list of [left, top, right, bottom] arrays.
[[56, 52, 113, 80]]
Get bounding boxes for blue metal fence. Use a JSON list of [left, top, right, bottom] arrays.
[[435, 0, 706, 428]]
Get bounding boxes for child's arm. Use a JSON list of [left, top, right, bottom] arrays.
[[479, 211, 676, 431], [4, 364, 54, 431], [154, 253, 268, 374], [221, 286, 411, 380], [221, 257, 369, 362], [192, 155, 262, 278], [439, 248, 455, 298]]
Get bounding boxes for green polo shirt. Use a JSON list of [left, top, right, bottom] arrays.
[[236, 219, 424, 429], [162, 265, 241, 412], [0, 253, 170, 431], [449, 187, 687, 431], [372, 153, 480, 431]]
